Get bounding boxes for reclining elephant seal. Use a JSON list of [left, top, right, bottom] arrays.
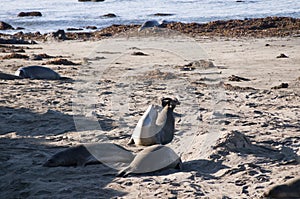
[[15, 66, 61, 80], [263, 178, 300, 198], [139, 20, 163, 31], [117, 145, 182, 177], [128, 97, 180, 146], [43, 143, 135, 168]]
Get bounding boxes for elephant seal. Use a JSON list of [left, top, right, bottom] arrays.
[[157, 97, 180, 144], [139, 20, 162, 31], [117, 145, 182, 177], [43, 143, 135, 167], [128, 97, 180, 146], [15, 66, 61, 80], [263, 178, 300, 198]]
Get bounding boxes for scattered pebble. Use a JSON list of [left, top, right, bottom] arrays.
[[276, 53, 289, 58], [228, 75, 250, 82], [131, 51, 148, 56], [271, 83, 289, 89]]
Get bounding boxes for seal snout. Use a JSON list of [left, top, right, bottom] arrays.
[[161, 97, 180, 109], [43, 159, 55, 167]]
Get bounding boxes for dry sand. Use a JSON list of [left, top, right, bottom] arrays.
[[0, 30, 299, 198]]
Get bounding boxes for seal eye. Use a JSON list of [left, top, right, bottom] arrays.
[[19, 69, 28, 78]]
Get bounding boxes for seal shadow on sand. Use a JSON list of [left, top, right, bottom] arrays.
[[137, 159, 229, 179], [0, 137, 127, 198], [0, 106, 115, 136]]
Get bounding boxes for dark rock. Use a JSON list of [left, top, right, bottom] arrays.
[[18, 11, 42, 17], [276, 53, 289, 58], [66, 28, 84, 31], [131, 51, 148, 56], [86, 26, 97, 30], [101, 13, 117, 18], [271, 83, 289, 89], [16, 27, 25, 30], [153, 13, 174, 16], [100, 33, 112, 37], [0, 21, 14, 30]]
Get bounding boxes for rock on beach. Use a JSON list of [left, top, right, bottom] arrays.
[[17, 11, 42, 17], [0, 21, 14, 30]]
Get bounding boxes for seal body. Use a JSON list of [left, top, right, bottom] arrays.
[[128, 97, 180, 146], [117, 145, 182, 177], [15, 66, 61, 80], [139, 20, 161, 31], [0, 72, 21, 80], [264, 178, 300, 198], [43, 143, 135, 167], [128, 104, 166, 146], [157, 97, 180, 144]]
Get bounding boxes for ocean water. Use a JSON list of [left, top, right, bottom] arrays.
[[1, 0, 300, 33]]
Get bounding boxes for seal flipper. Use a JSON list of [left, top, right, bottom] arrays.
[[116, 167, 131, 177], [127, 137, 134, 145], [77, 160, 87, 167], [176, 160, 183, 170]]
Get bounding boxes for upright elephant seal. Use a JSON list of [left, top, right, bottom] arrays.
[[117, 145, 182, 177], [43, 143, 135, 167], [15, 66, 61, 80], [263, 178, 300, 198], [158, 97, 180, 144], [128, 97, 180, 146]]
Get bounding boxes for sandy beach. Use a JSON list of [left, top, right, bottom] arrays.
[[0, 21, 299, 198]]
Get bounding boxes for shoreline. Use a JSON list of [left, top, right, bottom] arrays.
[[1, 17, 300, 42]]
